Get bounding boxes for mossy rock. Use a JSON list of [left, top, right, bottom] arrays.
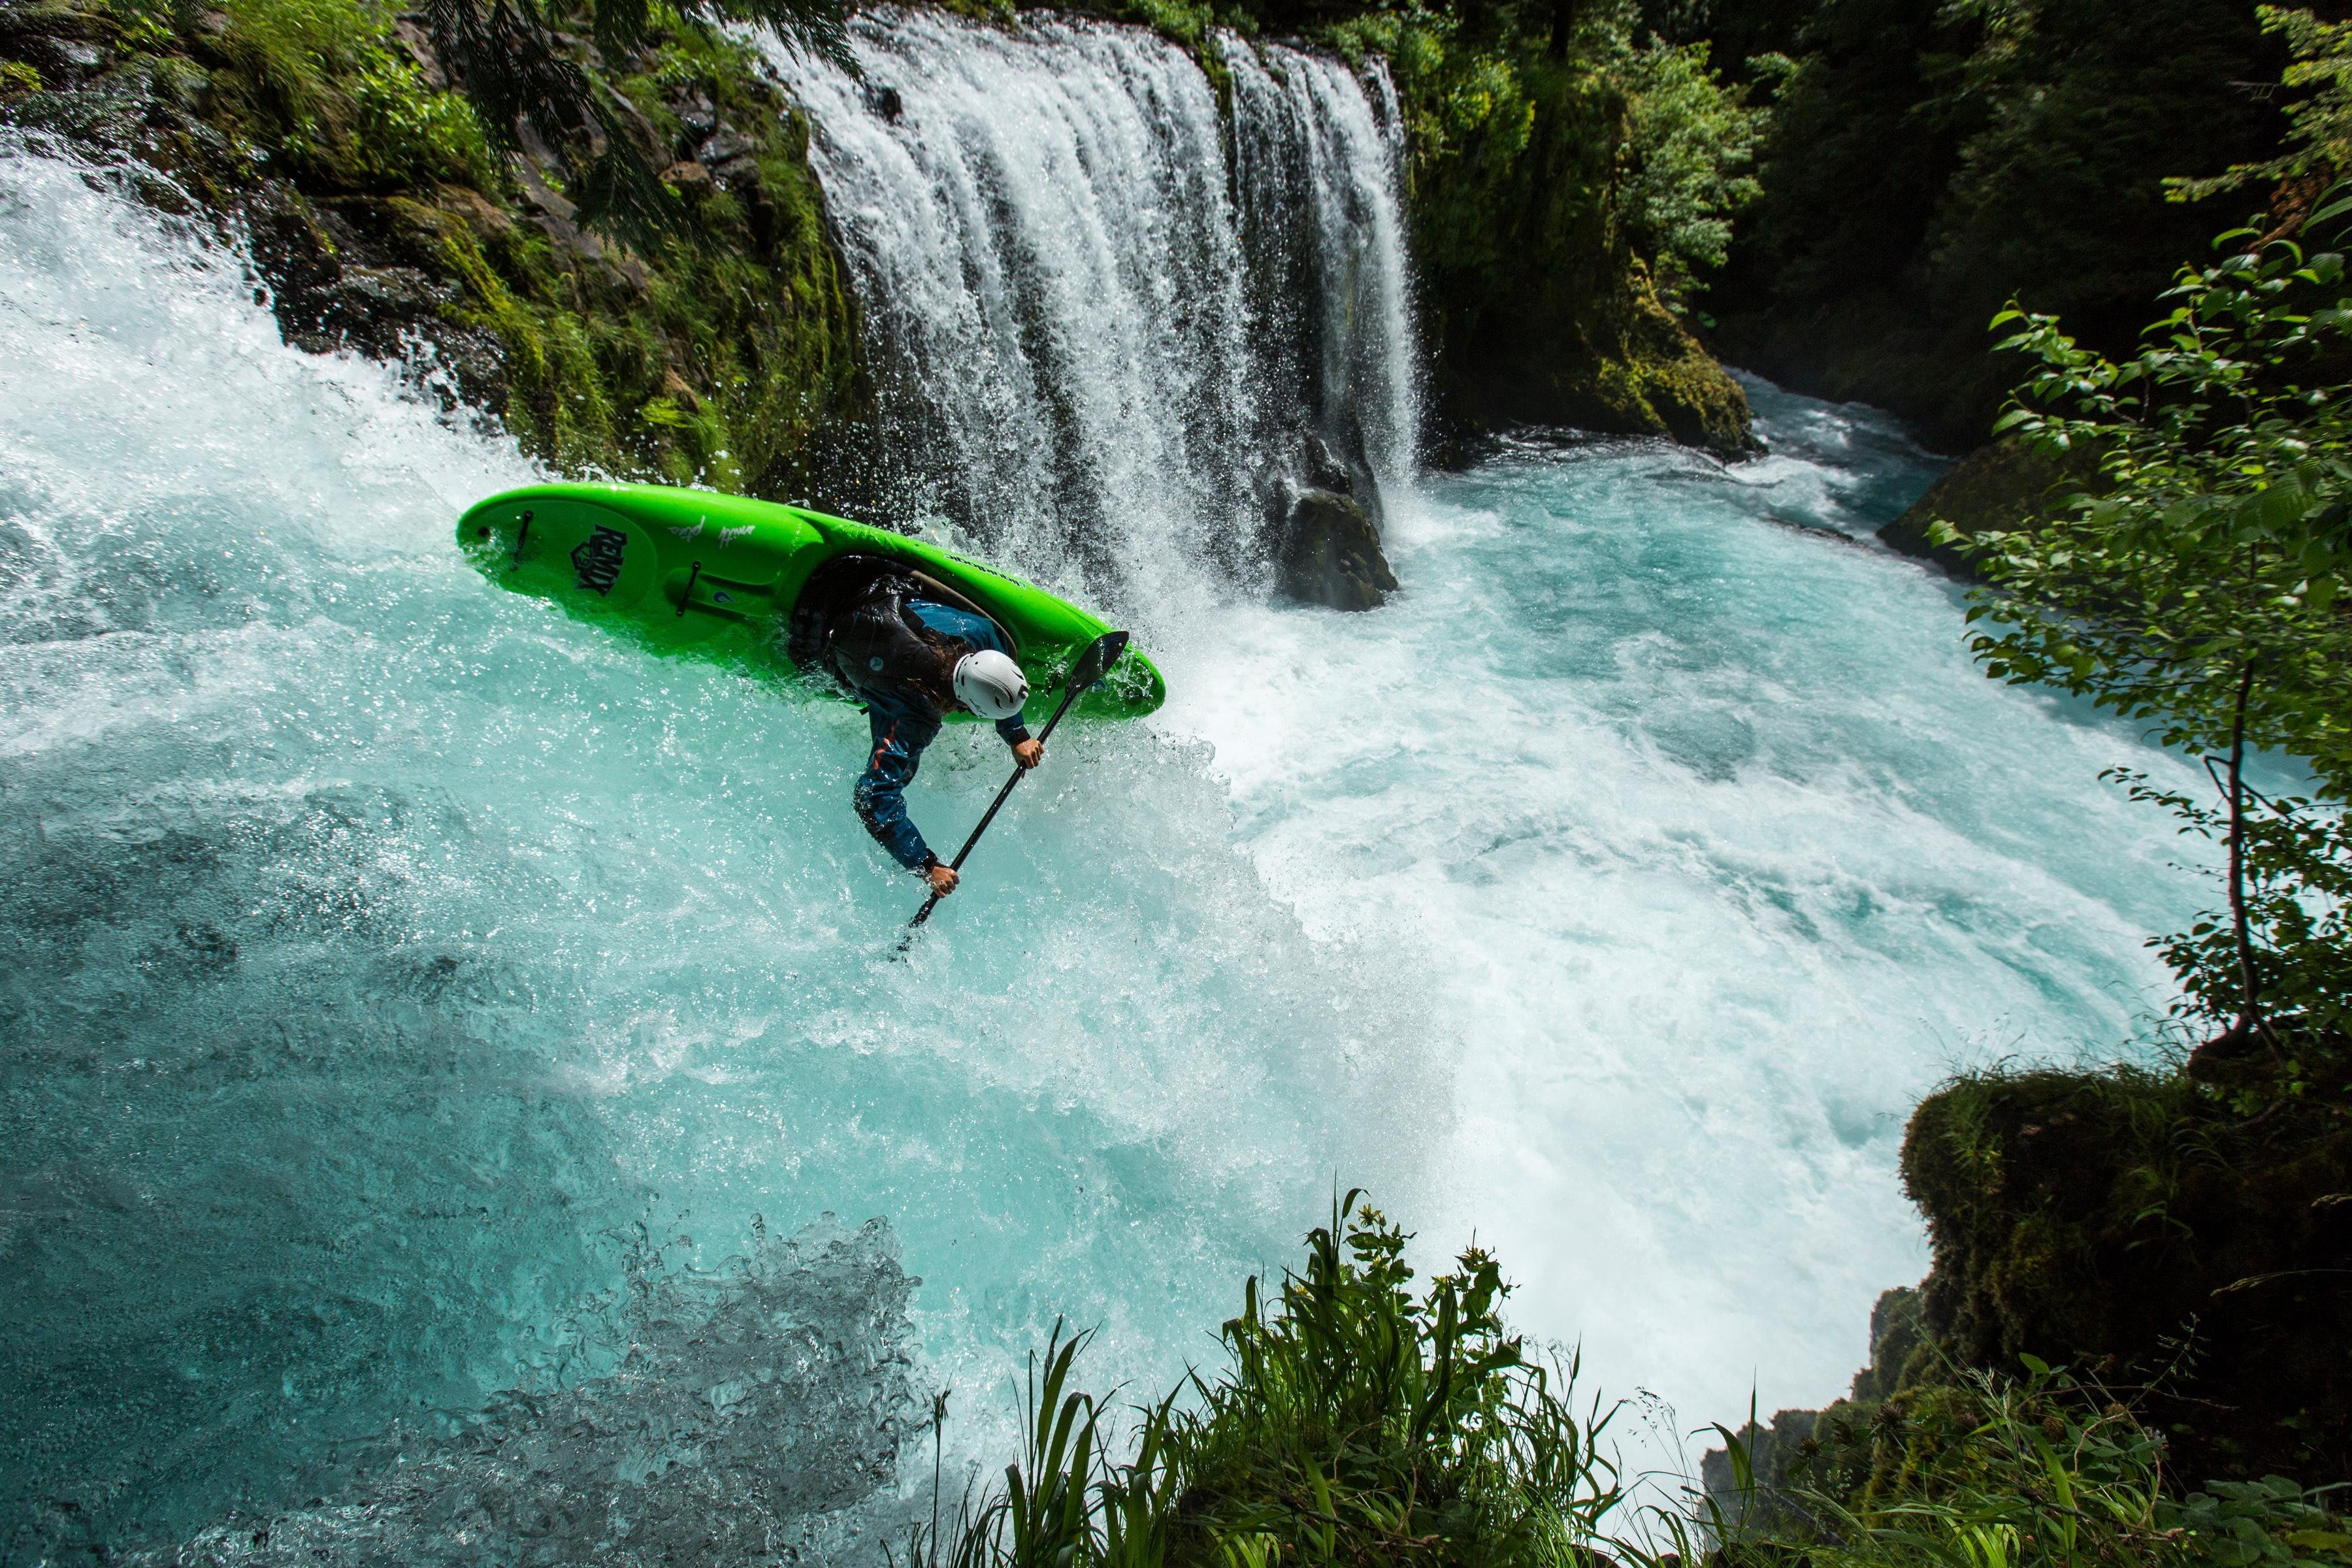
[[1878, 436, 2106, 579], [1901, 1058, 2352, 1485], [0, 0, 875, 508]]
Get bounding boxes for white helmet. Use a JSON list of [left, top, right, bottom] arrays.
[[953, 649, 1028, 721]]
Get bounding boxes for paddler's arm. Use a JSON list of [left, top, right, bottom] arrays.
[[854, 711, 945, 881], [998, 712, 1042, 770]]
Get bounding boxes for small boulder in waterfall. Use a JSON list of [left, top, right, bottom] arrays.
[[1302, 432, 1358, 498], [1277, 489, 1398, 612]]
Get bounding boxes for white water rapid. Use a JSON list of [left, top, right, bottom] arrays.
[[1, 24, 2206, 1560]]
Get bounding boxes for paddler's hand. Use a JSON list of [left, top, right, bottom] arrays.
[[924, 862, 959, 896], [1011, 738, 1043, 770]]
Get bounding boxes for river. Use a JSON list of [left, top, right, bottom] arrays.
[[0, 41, 2201, 1563]]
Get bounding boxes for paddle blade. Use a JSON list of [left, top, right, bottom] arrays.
[[1071, 630, 1128, 693]]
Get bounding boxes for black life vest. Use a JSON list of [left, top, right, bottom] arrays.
[[823, 574, 968, 711]]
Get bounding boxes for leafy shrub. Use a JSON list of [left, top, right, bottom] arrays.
[[905, 1192, 1629, 1568], [1701, 1359, 2352, 1567], [1955, 200, 2352, 1046], [350, 45, 495, 186], [1614, 34, 1777, 310]]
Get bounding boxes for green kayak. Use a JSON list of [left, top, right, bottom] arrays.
[[455, 482, 1165, 721]]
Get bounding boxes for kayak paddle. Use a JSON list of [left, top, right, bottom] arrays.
[[903, 629, 1130, 938]]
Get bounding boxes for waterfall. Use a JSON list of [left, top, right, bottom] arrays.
[[766, 8, 1419, 606], [1222, 37, 1418, 500]]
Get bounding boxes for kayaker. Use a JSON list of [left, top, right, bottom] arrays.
[[824, 573, 1040, 896]]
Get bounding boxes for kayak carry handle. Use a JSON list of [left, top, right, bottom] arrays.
[[678, 561, 702, 617], [509, 510, 533, 570]]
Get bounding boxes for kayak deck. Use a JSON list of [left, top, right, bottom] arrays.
[[455, 482, 1165, 721]]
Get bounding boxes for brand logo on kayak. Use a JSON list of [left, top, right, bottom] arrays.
[[572, 525, 627, 596]]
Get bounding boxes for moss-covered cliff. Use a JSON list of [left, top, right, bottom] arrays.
[[1, 0, 875, 503], [1902, 1051, 2352, 1486]]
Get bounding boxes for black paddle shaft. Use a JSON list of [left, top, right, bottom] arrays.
[[906, 630, 1130, 932]]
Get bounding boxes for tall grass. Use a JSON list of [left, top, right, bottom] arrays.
[[900, 1192, 1628, 1568], [912, 1194, 2352, 1568]]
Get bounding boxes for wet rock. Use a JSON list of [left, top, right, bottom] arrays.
[[387, 16, 445, 88], [0, 2, 116, 87], [697, 125, 756, 169], [661, 157, 710, 189], [866, 83, 903, 122], [1301, 431, 1357, 497], [1879, 437, 2106, 581], [1276, 488, 1397, 612], [674, 87, 717, 140], [242, 188, 464, 359]]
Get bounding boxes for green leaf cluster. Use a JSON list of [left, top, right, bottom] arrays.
[[1955, 201, 2352, 1041], [2171, 7, 2352, 206], [110, 0, 498, 186], [1326, 0, 1770, 314], [1613, 33, 1777, 308]]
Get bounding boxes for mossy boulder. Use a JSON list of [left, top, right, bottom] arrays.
[[1878, 436, 2106, 579], [1900, 1058, 2352, 1484], [1437, 253, 1758, 457]]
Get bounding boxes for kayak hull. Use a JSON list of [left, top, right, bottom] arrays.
[[455, 482, 1165, 721]]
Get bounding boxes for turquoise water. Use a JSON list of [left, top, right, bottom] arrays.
[[1, 153, 2205, 1561]]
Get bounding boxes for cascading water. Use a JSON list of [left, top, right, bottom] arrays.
[[3, 27, 2213, 1564], [768, 9, 1418, 602]]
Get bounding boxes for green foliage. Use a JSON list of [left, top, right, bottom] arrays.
[[926, 1197, 2352, 1567], [1699, 0, 2279, 446], [2173, 8, 2352, 206], [1613, 34, 1774, 308], [1337, 0, 1767, 311], [132, 0, 497, 186], [349, 46, 495, 184], [1320, 0, 1757, 447], [1956, 203, 2352, 1039], [1710, 1360, 2352, 1567]]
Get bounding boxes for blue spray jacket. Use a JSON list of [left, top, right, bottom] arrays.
[[852, 600, 1032, 872]]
